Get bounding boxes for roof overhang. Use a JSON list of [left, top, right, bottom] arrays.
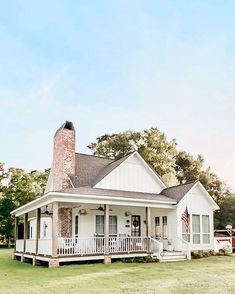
[[11, 191, 177, 217]]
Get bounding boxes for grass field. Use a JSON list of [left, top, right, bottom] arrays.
[[0, 249, 235, 294]]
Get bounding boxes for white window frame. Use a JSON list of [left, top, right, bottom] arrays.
[[192, 214, 200, 244], [202, 215, 210, 244]]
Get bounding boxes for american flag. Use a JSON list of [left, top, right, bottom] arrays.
[[181, 206, 190, 233]]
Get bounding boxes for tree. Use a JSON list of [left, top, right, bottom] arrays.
[[88, 128, 178, 185], [175, 152, 227, 204], [175, 151, 204, 184], [0, 164, 49, 246], [214, 194, 235, 229]]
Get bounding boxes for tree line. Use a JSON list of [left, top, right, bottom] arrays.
[[0, 127, 234, 245]]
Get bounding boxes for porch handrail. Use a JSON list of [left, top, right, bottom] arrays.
[[149, 237, 163, 259], [177, 236, 191, 260], [57, 236, 148, 256]]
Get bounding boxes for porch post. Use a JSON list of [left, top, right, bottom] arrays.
[[52, 201, 59, 258], [23, 213, 28, 253], [104, 204, 111, 264], [35, 208, 41, 255], [146, 207, 151, 254], [14, 216, 19, 252]]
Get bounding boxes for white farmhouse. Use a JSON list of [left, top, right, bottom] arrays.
[[11, 121, 219, 267]]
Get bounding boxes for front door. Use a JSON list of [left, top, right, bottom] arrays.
[[155, 216, 167, 240], [131, 215, 141, 236]]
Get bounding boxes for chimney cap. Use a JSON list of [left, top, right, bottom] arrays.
[[54, 121, 75, 137]]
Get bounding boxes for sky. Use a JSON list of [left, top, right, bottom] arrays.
[[0, 0, 234, 191]]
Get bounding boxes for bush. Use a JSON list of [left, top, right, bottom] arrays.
[[191, 249, 230, 259], [121, 256, 159, 263]]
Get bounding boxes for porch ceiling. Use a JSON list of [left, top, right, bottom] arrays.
[[11, 189, 177, 217]]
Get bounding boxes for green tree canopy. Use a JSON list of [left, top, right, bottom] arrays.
[[214, 194, 235, 229], [0, 164, 48, 245], [88, 128, 178, 185]]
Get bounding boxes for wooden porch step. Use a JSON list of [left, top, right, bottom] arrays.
[[160, 251, 187, 262]]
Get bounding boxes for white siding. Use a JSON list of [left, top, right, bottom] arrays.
[[72, 204, 175, 242], [176, 184, 215, 251], [29, 216, 52, 240], [95, 154, 165, 193]]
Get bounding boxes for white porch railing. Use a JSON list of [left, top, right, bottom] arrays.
[[57, 236, 148, 256], [15, 239, 24, 252], [38, 239, 52, 256], [25, 239, 36, 254], [177, 237, 191, 260], [149, 237, 163, 259], [58, 237, 105, 255], [109, 236, 147, 253]]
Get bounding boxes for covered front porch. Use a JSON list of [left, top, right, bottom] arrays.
[[12, 191, 190, 267]]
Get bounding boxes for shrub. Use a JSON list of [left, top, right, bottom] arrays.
[[191, 249, 230, 259], [121, 256, 159, 263]]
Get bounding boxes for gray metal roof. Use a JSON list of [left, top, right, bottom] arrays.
[[160, 181, 197, 202], [59, 186, 177, 203]]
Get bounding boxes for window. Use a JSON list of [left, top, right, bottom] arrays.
[[202, 215, 210, 244], [162, 216, 167, 239], [75, 215, 79, 237], [155, 217, 161, 239], [109, 216, 117, 235], [95, 215, 117, 236], [30, 226, 33, 239], [96, 215, 104, 235], [43, 221, 48, 238], [192, 215, 200, 244]]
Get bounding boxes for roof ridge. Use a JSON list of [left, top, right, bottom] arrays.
[[162, 180, 197, 191], [75, 152, 114, 161]]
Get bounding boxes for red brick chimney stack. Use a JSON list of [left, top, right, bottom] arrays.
[[53, 121, 76, 191]]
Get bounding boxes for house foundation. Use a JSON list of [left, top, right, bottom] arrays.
[[104, 255, 112, 264]]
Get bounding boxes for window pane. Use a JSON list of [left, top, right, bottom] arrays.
[[203, 234, 210, 244], [202, 215, 210, 233], [193, 234, 200, 244], [162, 216, 167, 239], [183, 234, 190, 242], [109, 216, 117, 235], [96, 215, 104, 235], [192, 215, 200, 233]]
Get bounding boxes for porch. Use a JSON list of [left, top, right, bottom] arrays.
[[12, 191, 190, 266]]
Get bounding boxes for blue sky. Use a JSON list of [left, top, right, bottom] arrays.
[[0, 0, 234, 190]]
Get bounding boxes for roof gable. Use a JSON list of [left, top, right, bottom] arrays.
[[161, 180, 219, 209], [94, 152, 167, 193]]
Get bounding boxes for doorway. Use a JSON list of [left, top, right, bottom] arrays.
[[131, 215, 141, 236]]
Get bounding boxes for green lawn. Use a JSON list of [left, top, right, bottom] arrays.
[[0, 249, 235, 294]]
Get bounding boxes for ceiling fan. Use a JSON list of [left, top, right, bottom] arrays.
[[90, 205, 112, 212], [44, 205, 53, 215]]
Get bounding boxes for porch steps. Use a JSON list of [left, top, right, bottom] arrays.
[[160, 251, 187, 262]]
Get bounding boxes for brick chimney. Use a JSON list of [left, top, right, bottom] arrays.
[[53, 121, 76, 191]]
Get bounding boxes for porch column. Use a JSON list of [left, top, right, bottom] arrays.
[[14, 216, 19, 252], [23, 213, 28, 253], [146, 207, 151, 254], [104, 204, 111, 264], [52, 201, 59, 258], [35, 208, 41, 255]]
